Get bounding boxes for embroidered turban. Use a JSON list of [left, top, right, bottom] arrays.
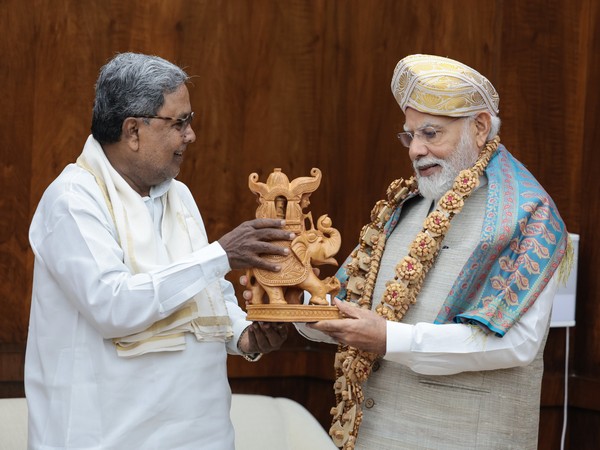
[[391, 54, 499, 117]]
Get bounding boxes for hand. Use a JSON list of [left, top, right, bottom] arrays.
[[239, 274, 304, 305], [218, 219, 295, 271], [308, 298, 387, 354], [239, 322, 289, 354]]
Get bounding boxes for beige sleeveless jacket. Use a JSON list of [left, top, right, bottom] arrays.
[[356, 186, 549, 450]]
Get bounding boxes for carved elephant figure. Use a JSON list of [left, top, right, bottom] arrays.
[[247, 215, 341, 306]]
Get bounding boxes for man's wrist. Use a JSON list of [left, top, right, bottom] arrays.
[[237, 325, 263, 362]]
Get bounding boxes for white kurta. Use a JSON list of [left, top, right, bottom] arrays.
[[26, 163, 251, 450]]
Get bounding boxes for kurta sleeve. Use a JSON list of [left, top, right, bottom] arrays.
[[384, 274, 558, 375]]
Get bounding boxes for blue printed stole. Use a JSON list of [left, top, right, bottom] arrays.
[[435, 145, 567, 335], [336, 145, 568, 336]]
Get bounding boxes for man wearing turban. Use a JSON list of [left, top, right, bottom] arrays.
[[301, 54, 571, 449]]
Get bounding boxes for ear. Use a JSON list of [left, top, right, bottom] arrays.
[[473, 112, 492, 148], [122, 117, 141, 151]]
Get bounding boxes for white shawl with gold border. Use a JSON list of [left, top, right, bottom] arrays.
[[77, 135, 232, 357]]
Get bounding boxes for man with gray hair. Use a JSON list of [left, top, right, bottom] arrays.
[[25, 52, 292, 449], [300, 54, 572, 449]]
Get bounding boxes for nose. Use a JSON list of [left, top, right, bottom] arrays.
[[183, 124, 196, 144], [408, 139, 428, 162]]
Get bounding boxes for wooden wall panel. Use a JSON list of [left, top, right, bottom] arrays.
[[499, 0, 585, 230], [0, 0, 35, 398], [570, 1, 600, 447], [0, 1, 34, 344], [576, 0, 600, 376], [1, 0, 598, 448]]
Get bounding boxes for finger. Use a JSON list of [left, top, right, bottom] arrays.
[[243, 218, 295, 242], [249, 258, 282, 272], [257, 321, 285, 341], [273, 322, 289, 339], [244, 242, 297, 271], [258, 241, 290, 256], [260, 322, 288, 348], [254, 228, 296, 242], [243, 290, 252, 301], [249, 218, 285, 229], [333, 298, 362, 319], [239, 275, 248, 286], [251, 323, 273, 351], [246, 325, 259, 352], [308, 319, 341, 333], [243, 241, 290, 258]]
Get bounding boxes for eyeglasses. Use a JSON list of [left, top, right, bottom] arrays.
[[397, 117, 464, 148], [136, 111, 195, 132]]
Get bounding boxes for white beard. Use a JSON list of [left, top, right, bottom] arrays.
[[414, 128, 479, 201]]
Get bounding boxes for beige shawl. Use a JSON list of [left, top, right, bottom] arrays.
[[77, 135, 232, 357]]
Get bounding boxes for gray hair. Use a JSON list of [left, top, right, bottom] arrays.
[[488, 115, 502, 140], [464, 113, 502, 142], [91, 52, 189, 145]]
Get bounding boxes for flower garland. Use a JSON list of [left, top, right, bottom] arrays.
[[329, 136, 500, 449]]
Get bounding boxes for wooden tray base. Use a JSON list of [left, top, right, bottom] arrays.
[[246, 304, 341, 322]]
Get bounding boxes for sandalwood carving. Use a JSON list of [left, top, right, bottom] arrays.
[[246, 168, 341, 306]]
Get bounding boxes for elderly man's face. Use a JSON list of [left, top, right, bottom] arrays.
[[131, 84, 196, 195], [403, 108, 480, 200]]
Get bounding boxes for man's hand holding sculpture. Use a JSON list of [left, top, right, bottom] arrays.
[[218, 218, 295, 271]]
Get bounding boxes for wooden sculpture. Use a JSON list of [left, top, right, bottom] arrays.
[[245, 168, 342, 322]]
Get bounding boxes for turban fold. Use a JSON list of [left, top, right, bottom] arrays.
[[391, 54, 499, 117]]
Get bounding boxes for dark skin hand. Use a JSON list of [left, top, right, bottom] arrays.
[[225, 224, 294, 354], [238, 321, 290, 354], [218, 218, 295, 271], [236, 273, 295, 354], [237, 270, 300, 355]]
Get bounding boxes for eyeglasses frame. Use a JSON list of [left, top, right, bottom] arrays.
[[397, 116, 466, 148], [136, 111, 195, 132]]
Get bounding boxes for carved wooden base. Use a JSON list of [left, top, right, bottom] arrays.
[[246, 304, 341, 322]]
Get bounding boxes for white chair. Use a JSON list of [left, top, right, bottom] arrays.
[[0, 398, 27, 449], [0, 395, 336, 450], [231, 394, 337, 450]]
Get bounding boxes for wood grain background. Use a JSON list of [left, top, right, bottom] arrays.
[[1, 1, 598, 448]]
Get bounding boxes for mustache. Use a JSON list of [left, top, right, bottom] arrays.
[[413, 156, 449, 171]]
